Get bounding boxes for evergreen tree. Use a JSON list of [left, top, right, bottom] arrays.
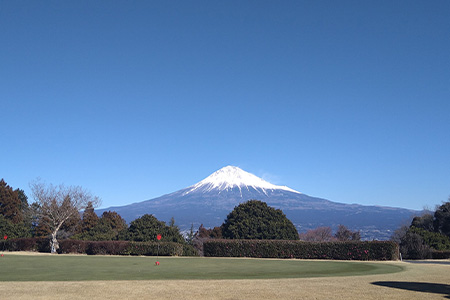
[[60, 212, 82, 239], [101, 211, 127, 236], [221, 200, 299, 240], [80, 202, 99, 233], [16, 189, 29, 215], [124, 214, 184, 243], [0, 215, 31, 239], [392, 199, 450, 259], [410, 226, 450, 251], [0, 179, 23, 224], [76, 211, 127, 241], [411, 213, 435, 232], [434, 200, 450, 238]]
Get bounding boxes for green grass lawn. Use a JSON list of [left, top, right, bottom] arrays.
[[0, 255, 403, 281]]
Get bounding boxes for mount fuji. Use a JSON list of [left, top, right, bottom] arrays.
[[97, 166, 419, 240]]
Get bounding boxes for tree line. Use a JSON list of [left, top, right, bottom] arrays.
[[391, 199, 450, 259], [4, 178, 446, 258], [0, 179, 186, 253], [0, 179, 364, 253]]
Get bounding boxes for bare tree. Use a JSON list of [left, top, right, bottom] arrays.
[[30, 180, 101, 253], [335, 224, 361, 241], [299, 226, 335, 242]]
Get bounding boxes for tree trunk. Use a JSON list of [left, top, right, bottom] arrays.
[[50, 230, 60, 254]]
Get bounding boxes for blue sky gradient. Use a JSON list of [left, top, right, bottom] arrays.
[[1, 1, 449, 211]]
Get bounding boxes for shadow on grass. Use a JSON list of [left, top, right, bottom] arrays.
[[372, 281, 450, 299]]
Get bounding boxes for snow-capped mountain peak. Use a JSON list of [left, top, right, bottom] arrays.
[[183, 166, 300, 195]]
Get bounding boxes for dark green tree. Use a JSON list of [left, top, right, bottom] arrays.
[[100, 211, 127, 237], [16, 189, 29, 215], [79, 211, 127, 241], [410, 226, 450, 251], [59, 212, 82, 239], [392, 199, 450, 259], [0, 215, 31, 239], [434, 200, 450, 238], [80, 202, 99, 234], [221, 200, 299, 240], [0, 179, 23, 224], [124, 214, 184, 243], [411, 213, 435, 232]]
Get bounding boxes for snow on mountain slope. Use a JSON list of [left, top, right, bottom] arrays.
[[183, 166, 300, 196], [97, 165, 419, 240]]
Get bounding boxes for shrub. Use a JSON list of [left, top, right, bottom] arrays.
[[410, 226, 450, 250], [58, 240, 88, 254], [1, 238, 50, 252], [123, 241, 183, 256], [85, 241, 130, 255], [182, 244, 200, 256], [203, 240, 399, 260], [431, 250, 450, 259], [399, 231, 431, 259], [5, 238, 38, 251]]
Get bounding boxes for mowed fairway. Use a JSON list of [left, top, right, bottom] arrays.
[[0, 253, 449, 299], [0, 253, 402, 281]]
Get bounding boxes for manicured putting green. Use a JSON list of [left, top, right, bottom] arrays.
[[0, 255, 403, 281]]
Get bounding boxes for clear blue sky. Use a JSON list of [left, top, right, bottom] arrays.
[[1, 1, 449, 211]]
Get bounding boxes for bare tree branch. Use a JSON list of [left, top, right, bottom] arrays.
[[30, 179, 101, 253]]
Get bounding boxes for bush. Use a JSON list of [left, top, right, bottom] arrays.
[[431, 250, 450, 259], [399, 231, 431, 259], [182, 244, 200, 256], [85, 241, 130, 255], [58, 240, 88, 254], [4, 238, 38, 251], [203, 240, 399, 260], [1, 238, 190, 257], [123, 241, 183, 256], [1, 238, 50, 253], [410, 227, 450, 250]]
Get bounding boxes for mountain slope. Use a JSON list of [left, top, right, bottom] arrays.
[[97, 166, 418, 240]]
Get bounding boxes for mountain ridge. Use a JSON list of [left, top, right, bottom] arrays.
[[97, 166, 418, 240]]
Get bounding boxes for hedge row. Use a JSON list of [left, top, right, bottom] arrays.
[[431, 250, 450, 259], [0, 238, 50, 253], [1, 238, 198, 256], [203, 240, 399, 260]]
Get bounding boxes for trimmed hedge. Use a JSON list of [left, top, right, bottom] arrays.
[[61, 240, 189, 256], [0, 238, 198, 256], [431, 250, 450, 259], [203, 240, 399, 260], [58, 240, 87, 254], [122, 241, 183, 256], [0, 238, 50, 253]]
